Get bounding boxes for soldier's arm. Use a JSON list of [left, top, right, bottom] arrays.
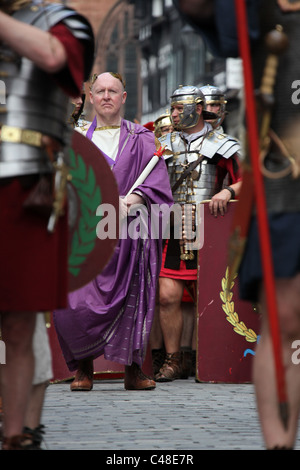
[[209, 153, 242, 217], [0, 11, 67, 73]]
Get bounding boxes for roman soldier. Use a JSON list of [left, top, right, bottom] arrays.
[[0, 0, 94, 450], [155, 84, 242, 382]]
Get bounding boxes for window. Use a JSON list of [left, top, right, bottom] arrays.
[[152, 0, 163, 17]]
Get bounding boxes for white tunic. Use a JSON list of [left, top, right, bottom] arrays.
[[75, 122, 120, 161]]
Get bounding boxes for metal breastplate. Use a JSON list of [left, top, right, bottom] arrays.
[[161, 131, 237, 204], [170, 158, 218, 204], [0, 3, 94, 179]]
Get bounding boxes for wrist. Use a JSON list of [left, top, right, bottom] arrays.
[[224, 186, 235, 200]]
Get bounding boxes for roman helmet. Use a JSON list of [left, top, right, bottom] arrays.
[[170, 85, 217, 130], [154, 110, 173, 137]]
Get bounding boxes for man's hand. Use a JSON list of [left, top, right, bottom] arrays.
[[209, 188, 231, 217], [119, 196, 128, 219], [119, 193, 145, 219]]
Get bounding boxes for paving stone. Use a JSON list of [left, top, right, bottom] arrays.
[[41, 379, 300, 451]]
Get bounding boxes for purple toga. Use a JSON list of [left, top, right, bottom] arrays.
[[53, 119, 173, 371]]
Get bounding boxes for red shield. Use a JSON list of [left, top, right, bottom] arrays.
[[196, 201, 261, 383], [67, 131, 119, 291]]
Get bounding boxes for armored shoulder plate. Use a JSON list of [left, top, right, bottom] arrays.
[[159, 129, 241, 161], [159, 132, 181, 161], [200, 130, 241, 159]]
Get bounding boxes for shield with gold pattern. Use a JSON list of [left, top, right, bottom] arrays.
[[196, 201, 261, 383], [67, 131, 119, 291]]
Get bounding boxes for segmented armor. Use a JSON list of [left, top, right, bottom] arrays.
[[0, 2, 94, 178], [160, 128, 241, 204]]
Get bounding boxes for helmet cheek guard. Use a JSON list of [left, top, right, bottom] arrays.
[[173, 102, 200, 129]]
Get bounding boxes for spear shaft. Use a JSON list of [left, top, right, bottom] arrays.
[[234, 0, 289, 429]]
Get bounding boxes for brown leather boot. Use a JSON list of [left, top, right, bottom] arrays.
[[70, 358, 94, 391], [124, 362, 156, 390], [155, 352, 181, 382]]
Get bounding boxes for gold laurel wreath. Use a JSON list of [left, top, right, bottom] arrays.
[[220, 267, 257, 343]]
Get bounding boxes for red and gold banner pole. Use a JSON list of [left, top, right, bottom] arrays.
[[235, 0, 289, 428]]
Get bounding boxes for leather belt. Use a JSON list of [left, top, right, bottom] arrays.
[[171, 154, 204, 193]]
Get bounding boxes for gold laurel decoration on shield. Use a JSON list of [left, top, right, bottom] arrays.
[[220, 267, 257, 343]]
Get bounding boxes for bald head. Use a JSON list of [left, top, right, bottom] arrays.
[[91, 72, 125, 92]]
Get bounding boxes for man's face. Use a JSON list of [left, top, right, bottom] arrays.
[[170, 104, 184, 128], [205, 102, 224, 127], [206, 103, 221, 116], [161, 125, 173, 135], [90, 73, 127, 121]]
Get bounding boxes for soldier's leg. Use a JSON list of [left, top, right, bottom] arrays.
[[253, 273, 300, 449], [155, 277, 184, 381], [1, 311, 36, 441]]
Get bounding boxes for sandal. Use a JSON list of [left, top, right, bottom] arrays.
[[23, 424, 46, 449], [155, 352, 181, 382]]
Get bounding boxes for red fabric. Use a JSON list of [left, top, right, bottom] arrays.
[[143, 122, 155, 131], [160, 242, 196, 302], [215, 153, 242, 187], [159, 240, 197, 280], [182, 287, 194, 303], [0, 179, 68, 311], [50, 23, 85, 97]]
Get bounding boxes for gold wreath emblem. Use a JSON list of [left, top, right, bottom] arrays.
[[220, 267, 257, 343]]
